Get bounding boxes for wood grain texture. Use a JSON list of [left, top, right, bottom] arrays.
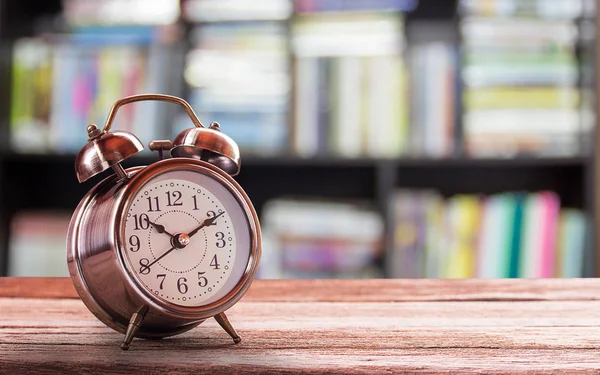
[[0, 277, 78, 299], [0, 278, 599, 374], [2, 277, 599, 301]]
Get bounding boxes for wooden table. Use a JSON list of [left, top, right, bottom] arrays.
[[1, 278, 599, 374]]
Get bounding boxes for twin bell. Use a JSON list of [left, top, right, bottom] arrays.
[[74, 94, 241, 184]]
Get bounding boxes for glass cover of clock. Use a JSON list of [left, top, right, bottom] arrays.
[[121, 169, 251, 307]]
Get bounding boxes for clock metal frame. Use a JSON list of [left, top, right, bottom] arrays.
[[67, 158, 261, 340], [116, 158, 261, 318]]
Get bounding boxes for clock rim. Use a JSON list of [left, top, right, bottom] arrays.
[[115, 158, 261, 320]]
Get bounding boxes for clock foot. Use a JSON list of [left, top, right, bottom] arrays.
[[214, 312, 241, 344], [120, 305, 149, 351]]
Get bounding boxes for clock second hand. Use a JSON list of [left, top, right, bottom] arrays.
[[140, 245, 176, 274]]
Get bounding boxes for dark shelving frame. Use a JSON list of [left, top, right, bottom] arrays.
[[0, 152, 592, 276]]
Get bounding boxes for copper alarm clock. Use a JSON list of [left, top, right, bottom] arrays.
[[67, 94, 261, 350]]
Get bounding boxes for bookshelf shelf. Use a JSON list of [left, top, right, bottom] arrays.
[[1, 153, 589, 168], [243, 155, 590, 168], [0, 152, 588, 214]]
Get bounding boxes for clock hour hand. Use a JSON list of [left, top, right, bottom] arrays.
[[147, 220, 174, 237], [188, 211, 225, 238]]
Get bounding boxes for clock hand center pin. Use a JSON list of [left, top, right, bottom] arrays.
[[173, 233, 190, 248]]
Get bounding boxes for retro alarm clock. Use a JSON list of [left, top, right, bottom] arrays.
[[66, 94, 261, 350]]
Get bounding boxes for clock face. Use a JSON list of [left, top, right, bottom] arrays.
[[121, 169, 252, 307]]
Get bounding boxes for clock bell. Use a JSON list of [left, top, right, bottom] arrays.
[[74, 94, 241, 183]]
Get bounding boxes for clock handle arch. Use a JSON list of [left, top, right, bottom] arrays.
[[102, 94, 205, 133], [75, 95, 206, 182]]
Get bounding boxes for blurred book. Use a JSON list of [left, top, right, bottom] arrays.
[[444, 195, 481, 278], [259, 199, 384, 278], [64, 0, 181, 26], [292, 12, 404, 57], [461, 18, 578, 46], [184, 21, 290, 155], [459, 0, 584, 20], [11, 25, 183, 154], [292, 9, 458, 159], [556, 209, 588, 277], [10, 39, 53, 152], [518, 192, 560, 277], [390, 189, 588, 278], [477, 193, 512, 278], [183, 0, 292, 22], [292, 11, 410, 158], [460, 0, 590, 158], [8, 212, 71, 276], [294, 0, 418, 13], [408, 42, 457, 157]]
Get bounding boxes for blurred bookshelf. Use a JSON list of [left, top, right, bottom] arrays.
[[0, 0, 597, 279]]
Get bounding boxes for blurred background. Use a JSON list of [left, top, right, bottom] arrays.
[[0, 0, 597, 279]]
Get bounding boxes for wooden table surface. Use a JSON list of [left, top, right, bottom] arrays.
[[1, 278, 599, 374]]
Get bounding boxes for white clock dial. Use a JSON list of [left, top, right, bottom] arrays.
[[121, 170, 251, 307]]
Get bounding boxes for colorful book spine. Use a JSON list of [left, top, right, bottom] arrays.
[[445, 195, 481, 278], [408, 42, 457, 157], [507, 193, 525, 278], [519, 193, 544, 277], [556, 209, 587, 278], [294, 57, 320, 156], [464, 87, 580, 109], [364, 55, 407, 157], [477, 194, 512, 278], [392, 190, 427, 278], [539, 192, 560, 277], [424, 193, 444, 278], [295, 0, 417, 13], [331, 57, 363, 157], [316, 58, 331, 153], [11, 39, 53, 153], [394, 189, 586, 279]]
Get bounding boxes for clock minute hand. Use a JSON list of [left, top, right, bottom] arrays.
[[188, 211, 225, 238]]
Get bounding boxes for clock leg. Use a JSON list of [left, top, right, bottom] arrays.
[[214, 312, 241, 344], [120, 305, 149, 351]]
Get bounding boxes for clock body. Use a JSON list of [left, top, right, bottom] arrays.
[[67, 158, 261, 338]]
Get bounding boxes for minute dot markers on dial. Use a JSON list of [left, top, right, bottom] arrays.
[[124, 177, 239, 307]]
